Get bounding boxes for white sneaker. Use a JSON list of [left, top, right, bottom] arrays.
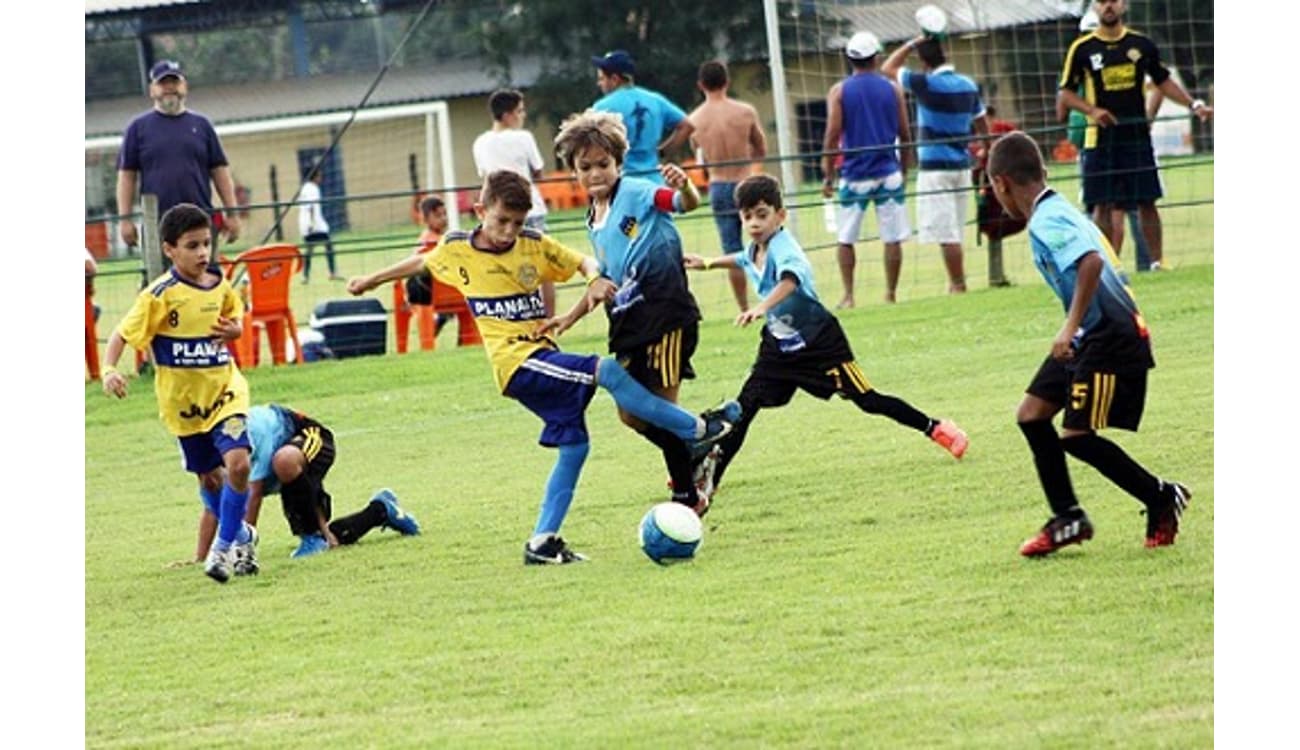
[[204, 545, 233, 584], [232, 523, 260, 576]]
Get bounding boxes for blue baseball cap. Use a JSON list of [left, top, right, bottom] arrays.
[[149, 60, 185, 83], [591, 49, 635, 76]]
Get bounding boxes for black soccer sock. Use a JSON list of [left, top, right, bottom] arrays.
[[638, 423, 698, 504], [850, 389, 932, 433], [711, 400, 760, 490], [328, 500, 388, 545], [1061, 433, 1161, 509], [280, 474, 322, 537], [1019, 420, 1081, 517]]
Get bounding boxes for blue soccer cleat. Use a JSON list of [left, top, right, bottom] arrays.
[[687, 400, 742, 460], [372, 488, 421, 536], [291, 533, 329, 559]]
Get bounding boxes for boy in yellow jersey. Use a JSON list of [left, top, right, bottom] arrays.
[[102, 204, 257, 583], [348, 171, 736, 565]]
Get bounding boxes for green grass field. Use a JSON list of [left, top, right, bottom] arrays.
[[85, 253, 1213, 745]]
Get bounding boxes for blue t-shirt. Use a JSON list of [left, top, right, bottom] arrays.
[[586, 177, 700, 350], [593, 86, 686, 182], [1029, 190, 1152, 363], [117, 109, 228, 214], [247, 404, 296, 495], [734, 228, 833, 352], [839, 72, 901, 180], [900, 66, 985, 170]]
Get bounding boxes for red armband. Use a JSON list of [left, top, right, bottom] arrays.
[[653, 188, 677, 213]]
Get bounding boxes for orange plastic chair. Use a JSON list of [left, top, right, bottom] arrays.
[[432, 277, 482, 347], [231, 244, 305, 366], [393, 279, 438, 353], [85, 275, 100, 380]]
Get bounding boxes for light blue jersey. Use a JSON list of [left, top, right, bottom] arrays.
[[735, 228, 833, 352], [247, 404, 295, 494], [1029, 190, 1149, 345], [586, 177, 700, 350], [593, 86, 686, 181]]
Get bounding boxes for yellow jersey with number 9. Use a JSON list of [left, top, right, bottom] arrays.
[[118, 270, 250, 436], [425, 227, 585, 392]]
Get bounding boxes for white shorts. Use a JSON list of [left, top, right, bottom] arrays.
[[915, 169, 971, 244], [835, 171, 910, 245]]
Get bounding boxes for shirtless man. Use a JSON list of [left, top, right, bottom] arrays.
[[687, 60, 768, 311]]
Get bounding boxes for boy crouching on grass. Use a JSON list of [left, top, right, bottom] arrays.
[[683, 174, 969, 510], [101, 203, 258, 584], [984, 131, 1189, 557], [347, 170, 736, 565]]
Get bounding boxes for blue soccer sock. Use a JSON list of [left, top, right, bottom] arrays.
[[532, 442, 590, 538], [596, 357, 698, 441], [199, 485, 221, 516], [215, 483, 251, 549]]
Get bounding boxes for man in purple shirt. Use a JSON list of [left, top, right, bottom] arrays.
[[116, 60, 241, 249]]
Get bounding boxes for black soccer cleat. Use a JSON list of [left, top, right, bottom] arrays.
[[523, 535, 589, 565], [1020, 512, 1095, 557], [1145, 480, 1191, 548], [687, 400, 741, 460]]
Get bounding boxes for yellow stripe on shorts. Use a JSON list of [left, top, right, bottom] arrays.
[[301, 426, 322, 461], [843, 361, 871, 394], [1090, 373, 1115, 430]]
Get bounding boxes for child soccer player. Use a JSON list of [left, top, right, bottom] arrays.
[[397, 195, 453, 352], [101, 203, 257, 584], [553, 109, 726, 515], [177, 403, 422, 565], [347, 170, 736, 565], [984, 131, 1190, 557], [683, 174, 969, 510]]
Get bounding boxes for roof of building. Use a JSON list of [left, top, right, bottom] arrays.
[[85, 56, 541, 139], [819, 0, 1077, 47]]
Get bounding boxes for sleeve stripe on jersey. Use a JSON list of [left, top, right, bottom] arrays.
[[1058, 33, 1094, 89]]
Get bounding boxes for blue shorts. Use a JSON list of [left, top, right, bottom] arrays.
[[177, 414, 252, 474], [708, 182, 743, 254], [505, 350, 601, 447]]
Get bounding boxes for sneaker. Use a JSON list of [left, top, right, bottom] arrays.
[[692, 445, 722, 517], [291, 533, 329, 559], [372, 488, 421, 536], [1145, 481, 1191, 548], [204, 545, 233, 583], [1019, 513, 1095, 557], [687, 400, 741, 459], [930, 419, 969, 460], [523, 534, 588, 565], [232, 523, 260, 576]]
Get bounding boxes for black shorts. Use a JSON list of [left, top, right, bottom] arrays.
[[1026, 354, 1149, 432], [740, 318, 870, 407], [281, 413, 337, 534], [1081, 132, 1163, 209], [616, 323, 698, 392]]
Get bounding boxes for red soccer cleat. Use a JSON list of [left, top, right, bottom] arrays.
[[930, 419, 969, 459], [1020, 513, 1094, 557]]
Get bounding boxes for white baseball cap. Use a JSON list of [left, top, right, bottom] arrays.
[[915, 5, 948, 36], [845, 31, 882, 60], [1079, 9, 1099, 31]]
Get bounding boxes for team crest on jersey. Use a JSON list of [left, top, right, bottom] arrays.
[[517, 263, 539, 288], [221, 416, 246, 439], [619, 215, 638, 239], [1126, 47, 1142, 63], [1090, 53, 1104, 71]]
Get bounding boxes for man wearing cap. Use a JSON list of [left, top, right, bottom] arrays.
[[821, 31, 912, 308], [591, 49, 694, 183], [882, 25, 989, 295], [116, 60, 241, 249]]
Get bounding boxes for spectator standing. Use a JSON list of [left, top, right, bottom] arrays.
[[298, 167, 340, 282], [472, 88, 554, 314], [821, 31, 913, 307], [591, 50, 695, 183], [687, 60, 768, 311], [1058, 0, 1212, 270], [882, 33, 988, 294], [116, 60, 241, 250]]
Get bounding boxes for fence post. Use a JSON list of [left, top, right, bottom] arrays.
[[141, 194, 163, 281], [988, 237, 1010, 287]]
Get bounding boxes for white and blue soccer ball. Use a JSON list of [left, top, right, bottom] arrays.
[[639, 501, 703, 564]]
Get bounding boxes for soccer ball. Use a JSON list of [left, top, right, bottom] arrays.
[[639, 502, 703, 564]]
